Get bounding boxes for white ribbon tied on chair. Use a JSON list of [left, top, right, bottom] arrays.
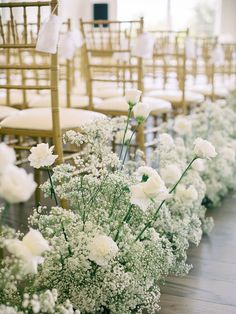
[[36, 14, 62, 54], [59, 31, 77, 60], [131, 32, 155, 59], [185, 37, 196, 59], [211, 44, 225, 65]]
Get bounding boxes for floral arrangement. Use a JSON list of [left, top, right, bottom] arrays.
[[1, 89, 234, 313], [156, 95, 236, 206]]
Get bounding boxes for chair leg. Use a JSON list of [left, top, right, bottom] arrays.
[[136, 124, 145, 156]]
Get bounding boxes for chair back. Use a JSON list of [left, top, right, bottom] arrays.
[[0, 0, 63, 162]]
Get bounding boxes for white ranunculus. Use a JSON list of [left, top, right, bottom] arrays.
[[88, 235, 119, 267], [220, 147, 235, 162], [115, 129, 133, 144], [175, 184, 198, 203], [194, 138, 217, 159], [0, 143, 16, 174], [22, 228, 50, 256], [130, 168, 170, 211], [159, 133, 174, 147], [160, 164, 181, 185], [133, 102, 151, 121], [125, 89, 142, 106], [192, 158, 206, 172], [0, 165, 37, 204], [173, 116, 192, 135], [28, 143, 58, 169]]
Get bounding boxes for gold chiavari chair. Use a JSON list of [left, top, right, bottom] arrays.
[[218, 42, 236, 92], [80, 18, 172, 152], [0, 1, 105, 184], [187, 36, 229, 101], [27, 18, 102, 110], [144, 29, 204, 114], [0, 20, 22, 120]]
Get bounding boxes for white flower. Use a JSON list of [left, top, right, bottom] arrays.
[[0, 143, 16, 174], [88, 235, 119, 266], [220, 147, 235, 162], [28, 143, 58, 169], [194, 138, 217, 159], [0, 165, 37, 203], [136, 166, 157, 180], [22, 228, 50, 256], [133, 102, 151, 121], [115, 129, 133, 144], [173, 116, 192, 135], [6, 229, 49, 274], [130, 167, 170, 211], [160, 164, 181, 185], [175, 184, 198, 203], [159, 133, 174, 147], [192, 158, 206, 172], [125, 89, 142, 105]]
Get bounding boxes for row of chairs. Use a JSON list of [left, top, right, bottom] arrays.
[[0, 2, 235, 165]]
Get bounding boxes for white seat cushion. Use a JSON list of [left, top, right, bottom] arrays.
[[0, 108, 105, 130], [29, 94, 102, 108], [0, 106, 19, 120], [95, 96, 172, 114], [146, 89, 204, 103], [189, 84, 228, 98]]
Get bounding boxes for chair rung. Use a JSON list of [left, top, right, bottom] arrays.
[[0, 65, 51, 70], [144, 140, 158, 148], [144, 127, 159, 134], [0, 85, 51, 90]]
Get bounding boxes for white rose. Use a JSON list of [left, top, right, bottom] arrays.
[[0, 143, 16, 174], [160, 164, 181, 185], [175, 184, 198, 203], [229, 140, 236, 151], [22, 228, 50, 256], [115, 129, 133, 144], [125, 89, 142, 105], [133, 102, 150, 121], [220, 147, 235, 162], [194, 138, 217, 159], [6, 236, 46, 274], [192, 158, 206, 172], [159, 133, 174, 147], [173, 116, 192, 135], [88, 235, 119, 267], [130, 168, 170, 211], [136, 166, 157, 180], [0, 165, 37, 204], [28, 143, 58, 169]]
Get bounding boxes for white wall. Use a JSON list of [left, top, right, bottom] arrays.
[[218, 0, 236, 41], [59, 0, 117, 22]]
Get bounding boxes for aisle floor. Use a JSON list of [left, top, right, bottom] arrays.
[[160, 195, 236, 314]]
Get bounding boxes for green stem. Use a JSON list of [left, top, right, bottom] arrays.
[[119, 106, 132, 160], [135, 156, 198, 242], [46, 168, 72, 256], [169, 156, 198, 194], [114, 204, 133, 241], [47, 168, 58, 206], [121, 126, 138, 167]]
